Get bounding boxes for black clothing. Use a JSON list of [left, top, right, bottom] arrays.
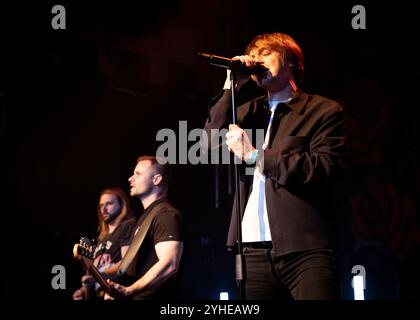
[[76, 218, 136, 300], [132, 198, 184, 300], [204, 89, 348, 257], [243, 247, 340, 300], [204, 87, 348, 300], [93, 218, 137, 269]]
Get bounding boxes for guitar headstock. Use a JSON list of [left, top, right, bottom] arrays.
[[73, 237, 112, 294], [73, 237, 96, 261]]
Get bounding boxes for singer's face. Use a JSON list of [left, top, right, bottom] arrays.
[[128, 160, 156, 198], [249, 48, 292, 91]]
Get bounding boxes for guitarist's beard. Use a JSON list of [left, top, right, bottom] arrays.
[[103, 210, 121, 223]]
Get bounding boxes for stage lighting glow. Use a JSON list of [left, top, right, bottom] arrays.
[[353, 275, 365, 300], [219, 292, 229, 300]]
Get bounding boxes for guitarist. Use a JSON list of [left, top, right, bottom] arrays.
[[105, 156, 184, 300], [73, 187, 137, 300]]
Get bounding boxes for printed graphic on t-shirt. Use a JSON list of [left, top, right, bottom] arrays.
[[95, 253, 112, 269], [93, 240, 112, 256]]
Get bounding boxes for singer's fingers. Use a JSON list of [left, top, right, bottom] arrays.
[[226, 129, 238, 139], [228, 124, 241, 131], [232, 55, 256, 67], [225, 137, 233, 146], [226, 130, 242, 142], [226, 136, 243, 149], [232, 55, 247, 62], [228, 126, 244, 139], [226, 137, 238, 150]]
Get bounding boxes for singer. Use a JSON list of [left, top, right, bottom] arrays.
[[202, 32, 349, 300]]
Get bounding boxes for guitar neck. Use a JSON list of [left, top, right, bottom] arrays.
[[81, 257, 111, 293]]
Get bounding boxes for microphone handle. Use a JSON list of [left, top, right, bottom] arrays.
[[198, 52, 267, 75], [229, 61, 268, 75]]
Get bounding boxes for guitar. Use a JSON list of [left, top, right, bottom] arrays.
[[73, 237, 119, 297]]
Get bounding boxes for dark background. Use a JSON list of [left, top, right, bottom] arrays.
[[1, 0, 420, 300]]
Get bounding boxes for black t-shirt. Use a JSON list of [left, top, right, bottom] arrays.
[[93, 218, 137, 270], [133, 198, 184, 300]]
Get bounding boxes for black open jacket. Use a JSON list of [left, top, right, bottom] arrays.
[[204, 89, 349, 257]]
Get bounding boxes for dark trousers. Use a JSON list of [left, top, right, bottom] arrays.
[[243, 246, 340, 300]]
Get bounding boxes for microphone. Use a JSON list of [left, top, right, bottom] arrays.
[[198, 52, 268, 75]]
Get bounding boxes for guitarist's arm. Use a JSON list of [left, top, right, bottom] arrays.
[[98, 245, 130, 278], [105, 240, 183, 299]]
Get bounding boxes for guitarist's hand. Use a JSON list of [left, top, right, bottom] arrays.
[[105, 279, 132, 300], [81, 274, 95, 287], [103, 293, 115, 300], [73, 286, 90, 300]]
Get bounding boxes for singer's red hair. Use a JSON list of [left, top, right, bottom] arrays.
[[245, 32, 304, 85]]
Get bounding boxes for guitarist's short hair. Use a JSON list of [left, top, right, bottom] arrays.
[[137, 155, 173, 186]]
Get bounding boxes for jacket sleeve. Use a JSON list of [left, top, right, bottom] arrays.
[[202, 89, 233, 151], [263, 106, 348, 187]]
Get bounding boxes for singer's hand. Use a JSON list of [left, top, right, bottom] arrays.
[[226, 124, 256, 163], [223, 55, 257, 91]]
